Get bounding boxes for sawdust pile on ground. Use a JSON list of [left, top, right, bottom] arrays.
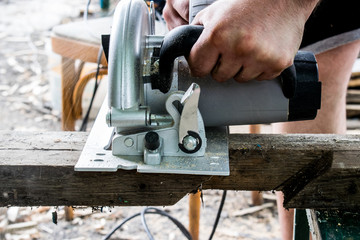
[[0, 0, 281, 239]]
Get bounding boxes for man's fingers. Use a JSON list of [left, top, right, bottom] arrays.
[[172, 0, 190, 22], [211, 55, 243, 82], [256, 71, 282, 81], [188, 32, 219, 78], [163, 2, 189, 30], [234, 65, 263, 82]]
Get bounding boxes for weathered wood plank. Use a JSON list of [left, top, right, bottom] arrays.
[[0, 131, 360, 209], [347, 89, 360, 104], [347, 104, 360, 118]]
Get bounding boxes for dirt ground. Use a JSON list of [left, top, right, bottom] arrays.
[[0, 0, 283, 239]]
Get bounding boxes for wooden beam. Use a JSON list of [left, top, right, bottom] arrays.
[[347, 104, 360, 118], [0, 131, 360, 209], [347, 89, 360, 104]]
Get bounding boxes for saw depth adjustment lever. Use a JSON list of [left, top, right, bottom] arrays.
[[141, 83, 206, 165], [178, 83, 203, 154]]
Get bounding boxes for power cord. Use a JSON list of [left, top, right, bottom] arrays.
[[208, 190, 227, 240], [79, 0, 112, 131], [103, 207, 192, 240], [141, 207, 193, 240], [103, 190, 227, 240]]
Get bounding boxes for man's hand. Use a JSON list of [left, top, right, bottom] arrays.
[[163, 0, 190, 30], [163, 0, 319, 82]]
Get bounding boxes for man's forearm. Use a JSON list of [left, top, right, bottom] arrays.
[[292, 0, 321, 20]]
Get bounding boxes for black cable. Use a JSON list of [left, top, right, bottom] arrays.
[[103, 212, 141, 240], [208, 190, 227, 240], [141, 208, 155, 240], [80, 0, 116, 131], [103, 190, 227, 240], [103, 207, 192, 240], [141, 207, 192, 240], [79, 46, 103, 131]]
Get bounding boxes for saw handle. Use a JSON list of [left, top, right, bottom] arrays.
[[155, 25, 203, 93], [157, 25, 298, 98]]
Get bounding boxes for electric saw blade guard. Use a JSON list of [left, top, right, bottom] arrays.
[[75, 0, 321, 175]]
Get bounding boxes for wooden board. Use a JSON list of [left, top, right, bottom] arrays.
[[51, 35, 107, 66], [347, 89, 360, 104], [348, 72, 360, 87], [346, 90, 360, 117], [0, 131, 360, 209], [346, 104, 360, 118]]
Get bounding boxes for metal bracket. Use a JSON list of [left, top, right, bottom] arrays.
[[75, 99, 230, 175]]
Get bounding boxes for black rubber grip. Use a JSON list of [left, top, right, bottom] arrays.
[[156, 25, 312, 98], [156, 25, 203, 93], [288, 51, 321, 121], [280, 64, 297, 98]]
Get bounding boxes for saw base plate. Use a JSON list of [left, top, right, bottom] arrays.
[[75, 100, 229, 176]]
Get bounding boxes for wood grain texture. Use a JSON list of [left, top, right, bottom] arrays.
[[347, 89, 360, 104], [51, 36, 107, 66], [61, 57, 78, 131], [1, 131, 360, 209]]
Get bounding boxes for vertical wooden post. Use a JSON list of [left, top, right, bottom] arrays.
[[189, 190, 201, 240], [64, 206, 74, 221], [249, 124, 261, 134], [249, 125, 264, 206], [251, 191, 264, 206], [61, 57, 77, 131]]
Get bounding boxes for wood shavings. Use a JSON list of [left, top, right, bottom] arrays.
[[6, 57, 26, 73], [233, 202, 275, 217]]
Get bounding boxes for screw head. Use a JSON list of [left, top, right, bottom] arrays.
[[124, 138, 134, 147], [183, 135, 198, 151]]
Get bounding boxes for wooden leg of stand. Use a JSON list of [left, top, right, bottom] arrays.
[[251, 191, 264, 206], [250, 124, 264, 206], [61, 57, 77, 131], [189, 191, 201, 240], [64, 206, 74, 221], [249, 124, 261, 134]]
